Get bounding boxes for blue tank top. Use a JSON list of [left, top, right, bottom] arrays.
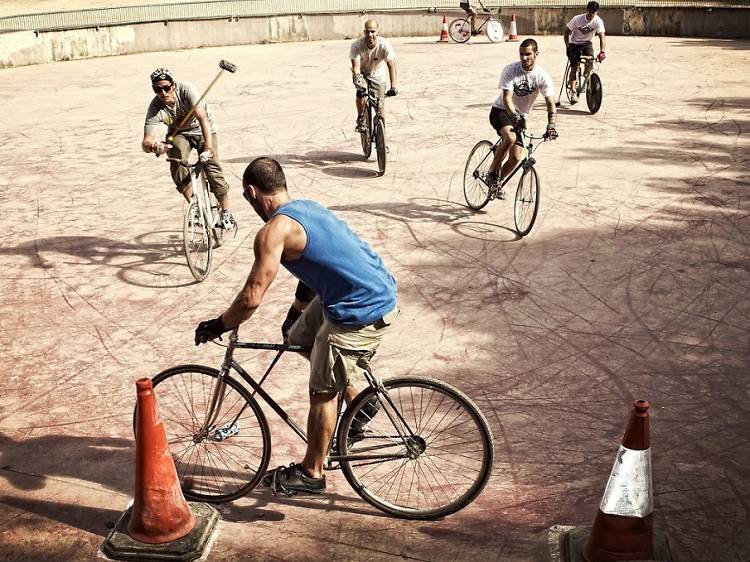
[[273, 200, 397, 326]]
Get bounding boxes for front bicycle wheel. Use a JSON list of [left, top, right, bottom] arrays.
[[183, 198, 213, 282], [337, 377, 494, 520], [142, 365, 272, 503], [360, 102, 373, 159], [514, 165, 540, 236], [449, 18, 471, 43], [207, 189, 224, 249], [374, 116, 386, 176], [463, 140, 494, 210], [486, 19, 504, 42], [586, 72, 603, 114]]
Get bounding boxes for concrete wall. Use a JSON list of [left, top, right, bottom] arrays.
[[1, 8, 748, 69]]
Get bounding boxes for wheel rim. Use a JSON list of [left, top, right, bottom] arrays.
[[183, 200, 212, 281], [149, 368, 270, 502], [449, 19, 471, 43], [463, 140, 493, 210], [514, 167, 540, 236], [340, 379, 493, 519], [486, 20, 504, 42]]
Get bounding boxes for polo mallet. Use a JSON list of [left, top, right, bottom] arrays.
[[555, 59, 570, 107], [167, 59, 237, 142]]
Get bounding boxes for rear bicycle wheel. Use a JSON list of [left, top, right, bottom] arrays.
[[449, 18, 471, 43], [463, 140, 494, 210], [586, 72, 603, 114], [360, 102, 373, 159], [140, 365, 272, 503], [514, 165, 540, 236], [374, 116, 386, 176], [183, 198, 213, 282], [486, 19, 504, 42], [337, 377, 494, 520]]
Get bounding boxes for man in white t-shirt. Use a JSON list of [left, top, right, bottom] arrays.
[[141, 68, 236, 229], [564, 1, 606, 104], [486, 38, 558, 200], [350, 20, 398, 132]]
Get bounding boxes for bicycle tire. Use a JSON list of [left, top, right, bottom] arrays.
[[360, 102, 373, 159], [138, 364, 272, 503], [514, 165, 540, 236], [486, 19, 504, 43], [183, 198, 213, 282], [586, 72, 603, 114], [374, 116, 386, 176], [448, 18, 471, 43], [463, 140, 494, 210], [207, 189, 224, 250], [337, 377, 494, 520]]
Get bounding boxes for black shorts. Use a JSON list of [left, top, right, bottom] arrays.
[[460, 2, 474, 15], [567, 41, 594, 64], [489, 107, 525, 143]]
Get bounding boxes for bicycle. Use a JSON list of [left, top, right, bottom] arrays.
[[563, 55, 603, 114], [462, 129, 552, 237], [358, 85, 388, 176], [449, 9, 504, 44], [169, 157, 230, 282], [138, 329, 495, 520]]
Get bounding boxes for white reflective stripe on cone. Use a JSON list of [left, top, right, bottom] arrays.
[[599, 446, 653, 518]]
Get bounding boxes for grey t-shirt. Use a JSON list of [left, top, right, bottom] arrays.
[[144, 82, 217, 139]]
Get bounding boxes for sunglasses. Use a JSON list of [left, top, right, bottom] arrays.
[[152, 83, 173, 94]]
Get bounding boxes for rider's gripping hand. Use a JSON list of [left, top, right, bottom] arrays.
[[386, 87, 398, 97], [152, 141, 171, 156], [511, 112, 525, 132], [353, 73, 367, 91], [281, 305, 302, 341], [597, 51, 606, 63], [545, 123, 559, 140], [195, 316, 229, 345], [199, 149, 214, 163]]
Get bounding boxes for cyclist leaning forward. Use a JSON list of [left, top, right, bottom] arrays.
[[486, 38, 558, 200]]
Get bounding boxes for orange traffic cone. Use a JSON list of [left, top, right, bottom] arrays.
[[128, 378, 195, 544], [437, 15, 450, 42], [508, 14, 519, 41], [582, 400, 654, 561]]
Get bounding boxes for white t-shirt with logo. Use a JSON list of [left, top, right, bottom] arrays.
[[144, 82, 217, 139], [349, 36, 395, 82], [567, 13, 605, 44], [492, 62, 554, 116]]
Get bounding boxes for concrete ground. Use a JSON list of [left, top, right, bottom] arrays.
[[0, 33, 748, 562]]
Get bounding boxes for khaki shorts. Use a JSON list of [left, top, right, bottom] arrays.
[[287, 297, 398, 394]]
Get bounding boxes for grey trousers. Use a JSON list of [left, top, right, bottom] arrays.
[[168, 133, 229, 197]]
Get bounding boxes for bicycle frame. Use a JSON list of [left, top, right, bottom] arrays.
[[475, 130, 546, 190], [363, 89, 382, 142], [199, 329, 422, 467]]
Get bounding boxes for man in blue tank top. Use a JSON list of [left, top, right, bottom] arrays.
[[195, 157, 398, 496]]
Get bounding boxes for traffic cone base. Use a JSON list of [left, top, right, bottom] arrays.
[[102, 502, 220, 562], [437, 15, 449, 42]]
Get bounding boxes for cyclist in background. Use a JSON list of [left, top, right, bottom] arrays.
[[564, 1, 606, 104], [351, 19, 398, 133], [460, 0, 490, 36], [141, 67, 236, 230], [486, 38, 558, 199]]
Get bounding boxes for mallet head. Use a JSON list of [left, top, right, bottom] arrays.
[[219, 60, 237, 73]]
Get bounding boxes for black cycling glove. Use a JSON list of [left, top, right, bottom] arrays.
[[195, 316, 229, 345]]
